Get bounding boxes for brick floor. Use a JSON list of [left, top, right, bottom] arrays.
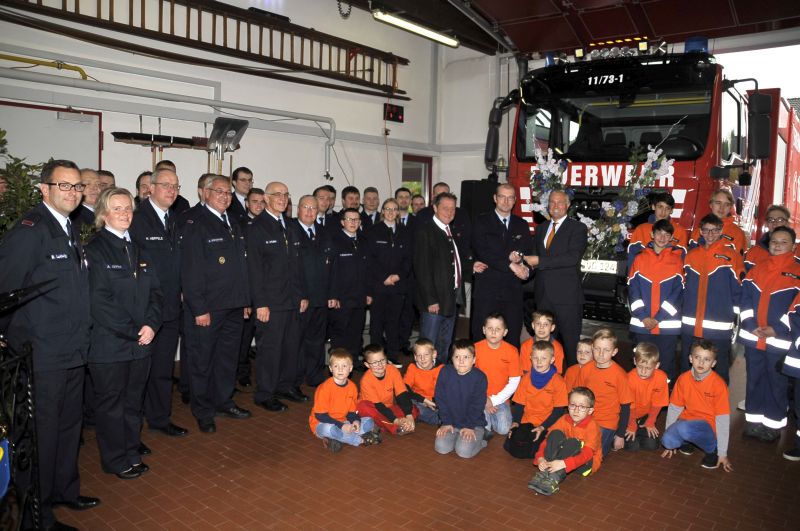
[[59, 323, 798, 530]]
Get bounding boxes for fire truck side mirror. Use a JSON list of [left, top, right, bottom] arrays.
[[748, 92, 772, 160], [485, 108, 502, 168]]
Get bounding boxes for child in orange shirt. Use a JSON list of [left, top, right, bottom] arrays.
[[528, 387, 602, 496], [358, 344, 418, 435], [505, 341, 569, 459], [661, 339, 733, 471], [403, 338, 443, 425], [519, 311, 565, 374], [564, 339, 593, 391], [624, 342, 669, 451], [575, 328, 633, 457], [309, 349, 382, 453], [474, 313, 521, 437]]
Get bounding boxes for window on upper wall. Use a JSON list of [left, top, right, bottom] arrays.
[[402, 154, 432, 212]]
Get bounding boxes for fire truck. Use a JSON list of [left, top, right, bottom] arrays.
[[484, 42, 800, 322]]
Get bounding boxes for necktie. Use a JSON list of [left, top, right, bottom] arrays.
[[220, 213, 233, 236], [163, 211, 170, 231], [308, 227, 314, 240], [319, 216, 325, 226], [401, 217, 406, 226], [546, 221, 559, 250], [502, 218, 508, 232], [445, 226, 462, 289], [280, 216, 286, 231], [65, 219, 75, 245]]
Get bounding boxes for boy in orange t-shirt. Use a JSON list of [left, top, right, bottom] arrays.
[[403, 338, 443, 425], [528, 387, 602, 496], [505, 341, 569, 459], [475, 313, 521, 437], [661, 339, 733, 471], [309, 349, 382, 453], [624, 342, 669, 451], [575, 328, 633, 457], [519, 311, 565, 374], [358, 344, 419, 435], [564, 339, 593, 391]]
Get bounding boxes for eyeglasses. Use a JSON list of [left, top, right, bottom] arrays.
[[343, 217, 361, 223], [383, 207, 398, 212], [153, 182, 181, 191], [366, 358, 387, 367], [700, 227, 721, 234], [567, 404, 590, 411], [45, 182, 86, 192], [209, 188, 232, 197], [766, 217, 788, 224], [300, 205, 318, 211], [268, 192, 291, 199]]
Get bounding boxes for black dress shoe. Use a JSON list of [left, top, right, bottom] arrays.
[[44, 520, 79, 531], [138, 442, 152, 455], [217, 405, 252, 419], [198, 418, 217, 433], [115, 466, 142, 480], [276, 389, 308, 403], [53, 495, 101, 511], [257, 398, 288, 412], [238, 376, 252, 387], [149, 423, 189, 437], [181, 392, 190, 404], [132, 462, 150, 475]]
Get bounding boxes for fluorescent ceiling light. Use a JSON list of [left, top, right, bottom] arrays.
[[372, 9, 459, 48]]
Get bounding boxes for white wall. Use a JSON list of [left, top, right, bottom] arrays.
[[0, 0, 506, 204]]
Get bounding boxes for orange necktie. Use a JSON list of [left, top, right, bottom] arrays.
[[545, 221, 559, 250]]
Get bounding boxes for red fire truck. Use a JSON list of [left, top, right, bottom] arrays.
[[485, 46, 800, 321]]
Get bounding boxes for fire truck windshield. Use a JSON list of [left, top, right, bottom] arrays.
[[517, 53, 716, 163]]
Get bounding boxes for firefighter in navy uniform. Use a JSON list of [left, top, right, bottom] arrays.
[[366, 198, 413, 365], [294, 195, 333, 388], [129, 167, 189, 439], [85, 188, 162, 480], [0, 160, 99, 531], [328, 208, 371, 364], [470, 183, 534, 347], [246, 181, 308, 412], [180, 175, 252, 434]]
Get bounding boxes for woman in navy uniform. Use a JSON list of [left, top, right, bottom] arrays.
[[366, 198, 412, 365], [85, 188, 163, 480]]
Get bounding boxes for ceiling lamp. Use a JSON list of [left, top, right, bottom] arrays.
[[372, 9, 459, 48]]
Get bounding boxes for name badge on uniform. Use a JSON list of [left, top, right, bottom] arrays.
[[376, 240, 388, 244], [340, 253, 353, 257], [782, 272, 800, 280], [713, 254, 731, 261], [106, 264, 123, 270], [265, 239, 278, 244], [146, 236, 164, 241], [207, 237, 224, 244], [219, 256, 226, 264], [49, 253, 68, 260]]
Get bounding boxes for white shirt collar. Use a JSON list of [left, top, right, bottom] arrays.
[[83, 203, 95, 213], [495, 210, 509, 224], [265, 210, 283, 224], [205, 204, 226, 222], [432, 215, 450, 233], [43, 201, 70, 236], [147, 197, 168, 218], [297, 219, 314, 231], [104, 226, 130, 241]]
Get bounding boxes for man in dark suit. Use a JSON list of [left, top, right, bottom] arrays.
[[154, 160, 190, 214], [69, 168, 101, 234], [414, 192, 469, 365], [471, 183, 534, 347], [395, 187, 417, 354], [515, 190, 588, 366], [247, 181, 308, 412], [312, 184, 337, 230], [227, 166, 253, 225], [180, 175, 252, 433], [415, 181, 472, 258], [0, 160, 100, 531], [295, 194, 333, 387], [129, 167, 189, 439]]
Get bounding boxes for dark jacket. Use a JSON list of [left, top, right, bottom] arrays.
[[86, 229, 163, 362], [413, 221, 468, 317], [0, 203, 90, 371], [227, 194, 249, 226], [129, 198, 180, 321], [435, 365, 488, 430], [296, 220, 333, 308], [69, 204, 95, 234], [366, 222, 412, 296], [532, 216, 588, 305], [328, 229, 368, 308], [471, 211, 534, 301], [179, 205, 250, 316], [245, 212, 306, 311]]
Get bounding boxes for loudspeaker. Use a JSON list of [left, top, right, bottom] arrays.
[[460, 179, 497, 221]]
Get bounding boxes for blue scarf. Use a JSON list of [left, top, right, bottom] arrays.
[[531, 365, 557, 389]]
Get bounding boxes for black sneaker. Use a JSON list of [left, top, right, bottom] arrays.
[[678, 443, 695, 456], [527, 470, 559, 496], [483, 429, 494, 442], [756, 426, 780, 443], [782, 448, 800, 461], [323, 437, 342, 453], [701, 450, 719, 469], [743, 423, 763, 440], [361, 427, 382, 446]]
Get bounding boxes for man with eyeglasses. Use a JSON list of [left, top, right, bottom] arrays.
[[246, 181, 309, 411], [328, 208, 371, 367], [129, 167, 189, 441], [227, 166, 254, 225], [744, 204, 797, 271], [680, 213, 744, 382], [689, 189, 747, 254], [0, 159, 100, 530], [180, 175, 252, 433], [154, 160, 190, 215], [470, 183, 534, 347]]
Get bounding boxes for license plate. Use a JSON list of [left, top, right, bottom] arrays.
[[581, 259, 619, 274]]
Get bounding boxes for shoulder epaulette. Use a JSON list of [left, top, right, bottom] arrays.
[[20, 212, 42, 227], [714, 254, 731, 261]]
